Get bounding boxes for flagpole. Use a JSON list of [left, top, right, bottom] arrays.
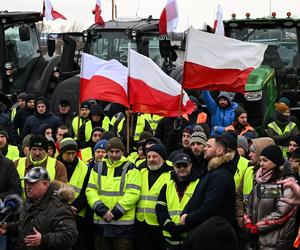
[[112, 0, 115, 20], [126, 43, 131, 154], [77, 53, 85, 139]]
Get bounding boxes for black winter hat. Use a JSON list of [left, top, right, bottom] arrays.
[[106, 137, 125, 152], [287, 147, 300, 159], [222, 131, 238, 150], [80, 101, 90, 109], [17, 92, 27, 100], [92, 127, 105, 135], [25, 93, 36, 102], [59, 99, 70, 106], [90, 104, 104, 116], [234, 106, 247, 120], [260, 145, 284, 166], [30, 135, 48, 151], [290, 134, 300, 147], [146, 144, 167, 160], [101, 131, 115, 140], [0, 129, 9, 139]]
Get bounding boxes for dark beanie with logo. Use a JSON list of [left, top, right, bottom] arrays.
[[260, 145, 284, 167], [29, 134, 48, 151]]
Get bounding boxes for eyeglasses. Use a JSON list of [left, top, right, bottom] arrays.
[[174, 163, 189, 169]]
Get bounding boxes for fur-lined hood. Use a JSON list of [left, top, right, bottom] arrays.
[[207, 152, 235, 172], [51, 181, 75, 203]]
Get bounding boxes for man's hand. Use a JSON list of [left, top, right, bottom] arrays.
[[278, 178, 300, 206], [24, 227, 42, 247], [180, 214, 188, 225], [103, 210, 114, 222], [0, 222, 7, 235], [71, 206, 77, 215]]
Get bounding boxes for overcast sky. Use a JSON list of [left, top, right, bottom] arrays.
[[2, 0, 300, 32]]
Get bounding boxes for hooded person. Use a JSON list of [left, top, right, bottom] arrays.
[[55, 99, 73, 127], [288, 134, 300, 155], [135, 143, 173, 250], [225, 106, 256, 136], [77, 104, 110, 145], [21, 97, 61, 140], [71, 101, 91, 139], [0, 129, 19, 161], [202, 90, 238, 135], [187, 96, 209, 125], [265, 101, 299, 158], [13, 93, 36, 138]]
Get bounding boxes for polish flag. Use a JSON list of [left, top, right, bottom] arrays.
[[95, 0, 105, 25], [128, 49, 194, 117], [214, 4, 224, 36], [43, 0, 66, 21], [183, 29, 267, 93], [80, 53, 129, 108], [159, 0, 179, 34]]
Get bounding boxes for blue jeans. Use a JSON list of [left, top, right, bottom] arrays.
[[0, 235, 7, 250]]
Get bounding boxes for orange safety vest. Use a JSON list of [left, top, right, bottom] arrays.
[[225, 124, 255, 135], [182, 112, 207, 124]]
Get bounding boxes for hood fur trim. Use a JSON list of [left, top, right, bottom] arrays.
[[51, 180, 75, 202], [207, 152, 235, 171]]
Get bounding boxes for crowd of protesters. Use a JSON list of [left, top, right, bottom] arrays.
[[0, 91, 300, 250]]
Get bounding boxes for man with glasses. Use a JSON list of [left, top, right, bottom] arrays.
[[14, 134, 67, 198], [156, 153, 199, 249], [86, 137, 141, 250]]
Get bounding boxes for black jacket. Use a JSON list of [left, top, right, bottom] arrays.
[[7, 183, 78, 250], [0, 152, 21, 200], [183, 152, 237, 229], [13, 106, 34, 138]]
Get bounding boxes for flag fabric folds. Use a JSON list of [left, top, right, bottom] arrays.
[[128, 49, 194, 117], [183, 29, 267, 92], [43, 0, 66, 21], [159, 0, 179, 34], [80, 53, 129, 108], [214, 4, 224, 36], [95, 0, 105, 25]]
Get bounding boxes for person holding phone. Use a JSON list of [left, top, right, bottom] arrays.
[[243, 145, 297, 250]]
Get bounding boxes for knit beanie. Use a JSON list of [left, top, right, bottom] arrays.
[[139, 131, 153, 142], [290, 134, 300, 147], [222, 131, 237, 150], [90, 104, 104, 116], [194, 123, 211, 138], [17, 92, 27, 100], [189, 131, 207, 146], [22, 134, 33, 149], [146, 144, 167, 160], [0, 129, 9, 139], [260, 145, 284, 166], [251, 137, 275, 155], [94, 139, 108, 152], [101, 131, 115, 141], [237, 135, 249, 153], [29, 135, 48, 151], [47, 138, 56, 151], [60, 137, 78, 154], [234, 106, 247, 120], [25, 93, 36, 102], [278, 97, 290, 107], [183, 125, 195, 135], [106, 137, 125, 152], [80, 101, 90, 109]]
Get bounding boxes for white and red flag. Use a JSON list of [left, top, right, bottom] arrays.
[[183, 29, 267, 93], [159, 0, 179, 34], [43, 0, 66, 21], [128, 49, 194, 117], [80, 53, 129, 108], [214, 4, 224, 36], [95, 0, 105, 25]]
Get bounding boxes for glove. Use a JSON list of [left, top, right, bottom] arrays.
[[164, 222, 186, 237], [94, 204, 109, 217], [245, 223, 259, 235]]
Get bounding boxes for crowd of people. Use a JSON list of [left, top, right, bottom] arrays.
[[0, 91, 300, 250]]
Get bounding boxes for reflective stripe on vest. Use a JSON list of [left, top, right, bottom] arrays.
[[6, 145, 19, 161], [68, 159, 88, 217], [87, 159, 139, 225], [117, 116, 146, 141], [84, 117, 110, 142], [81, 147, 92, 164], [243, 166, 254, 202], [17, 157, 56, 199], [136, 168, 171, 225], [268, 121, 296, 157], [11, 107, 17, 121], [163, 179, 199, 244], [142, 114, 162, 133], [234, 156, 249, 190]]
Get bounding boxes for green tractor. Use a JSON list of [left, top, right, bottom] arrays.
[[224, 13, 300, 134]]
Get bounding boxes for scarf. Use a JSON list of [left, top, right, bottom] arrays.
[[255, 167, 274, 183]]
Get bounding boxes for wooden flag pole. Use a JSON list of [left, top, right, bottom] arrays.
[[126, 42, 131, 154]]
